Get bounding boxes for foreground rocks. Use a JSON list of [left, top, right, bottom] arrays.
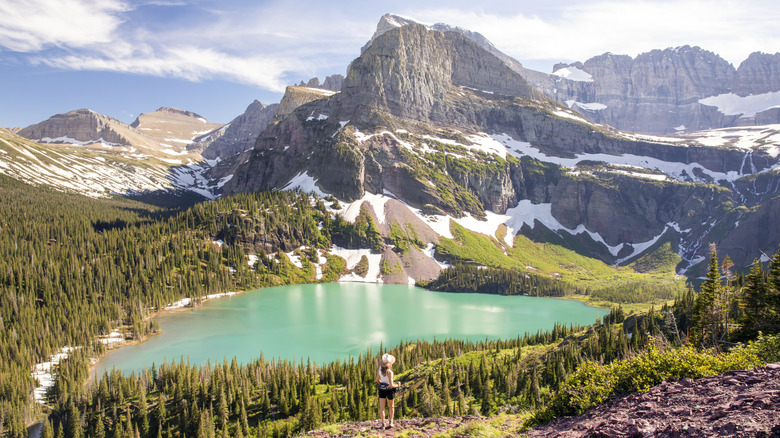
[[528, 362, 780, 438]]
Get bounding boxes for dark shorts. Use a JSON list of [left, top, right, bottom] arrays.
[[378, 385, 396, 400]]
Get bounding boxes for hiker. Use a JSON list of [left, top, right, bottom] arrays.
[[376, 353, 400, 429]]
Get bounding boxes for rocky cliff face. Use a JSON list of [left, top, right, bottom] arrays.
[[553, 46, 738, 134], [275, 86, 338, 120], [18, 109, 135, 146], [734, 52, 780, 95], [299, 74, 345, 92], [361, 14, 780, 135], [554, 47, 780, 133], [216, 21, 780, 278], [342, 23, 539, 126], [198, 100, 278, 160], [364, 14, 555, 98]]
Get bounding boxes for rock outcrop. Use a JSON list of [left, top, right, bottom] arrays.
[[734, 52, 780, 95], [131, 107, 223, 152], [305, 363, 780, 437], [18, 109, 136, 146], [198, 100, 278, 160], [527, 363, 780, 438], [554, 47, 780, 133], [299, 74, 345, 92], [275, 86, 337, 120]]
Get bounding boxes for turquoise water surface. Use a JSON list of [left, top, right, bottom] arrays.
[[94, 283, 606, 375]]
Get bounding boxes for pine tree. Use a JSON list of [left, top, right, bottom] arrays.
[[692, 245, 721, 348], [41, 418, 54, 438], [740, 260, 769, 338]]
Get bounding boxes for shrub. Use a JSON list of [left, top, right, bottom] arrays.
[[528, 335, 779, 427]]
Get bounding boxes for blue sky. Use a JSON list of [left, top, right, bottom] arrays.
[[1, 0, 779, 128]]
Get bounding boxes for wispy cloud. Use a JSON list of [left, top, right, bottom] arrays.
[[0, 0, 127, 51], [0, 0, 325, 91], [34, 46, 298, 91]]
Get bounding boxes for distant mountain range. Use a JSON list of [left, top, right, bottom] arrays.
[[3, 14, 780, 282], [366, 14, 780, 135]]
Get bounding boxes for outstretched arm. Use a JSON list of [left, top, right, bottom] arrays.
[[388, 370, 399, 388]]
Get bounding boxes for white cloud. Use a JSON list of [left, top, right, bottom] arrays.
[[403, 0, 780, 67], [1, 0, 363, 91], [0, 0, 128, 51], [35, 45, 297, 91]]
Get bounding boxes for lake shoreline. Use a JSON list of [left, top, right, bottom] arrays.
[[90, 283, 608, 377], [86, 290, 244, 384]]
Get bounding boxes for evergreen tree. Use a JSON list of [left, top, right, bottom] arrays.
[[692, 245, 721, 347]]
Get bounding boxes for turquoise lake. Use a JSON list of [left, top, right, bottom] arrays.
[[94, 283, 606, 375]]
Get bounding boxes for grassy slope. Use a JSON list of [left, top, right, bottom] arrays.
[[436, 222, 684, 312]]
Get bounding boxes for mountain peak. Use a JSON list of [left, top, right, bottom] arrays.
[[152, 107, 207, 120], [344, 23, 539, 126]]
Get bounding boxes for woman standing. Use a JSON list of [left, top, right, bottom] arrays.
[[376, 353, 400, 429]]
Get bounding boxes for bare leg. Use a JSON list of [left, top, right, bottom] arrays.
[[379, 397, 386, 426], [388, 398, 395, 426]]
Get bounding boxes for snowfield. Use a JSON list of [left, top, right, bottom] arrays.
[[699, 91, 780, 118], [552, 66, 594, 82]]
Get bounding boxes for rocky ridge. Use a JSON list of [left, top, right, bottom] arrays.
[[275, 86, 338, 120], [196, 100, 279, 160], [298, 74, 346, 92], [17, 109, 153, 148], [10, 108, 229, 201], [370, 14, 780, 135], [131, 106, 223, 153], [554, 47, 780, 133], [527, 362, 780, 438]]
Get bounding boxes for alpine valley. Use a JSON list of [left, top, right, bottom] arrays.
[[3, 12, 780, 438]]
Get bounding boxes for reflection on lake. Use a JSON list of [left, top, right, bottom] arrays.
[[95, 283, 606, 375]]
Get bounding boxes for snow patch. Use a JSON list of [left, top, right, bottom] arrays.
[[330, 246, 383, 283], [699, 91, 780, 118], [423, 243, 449, 268], [306, 113, 330, 121], [491, 133, 757, 183], [282, 171, 329, 198], [33, 347, 77, 404], [552, 67, 594, 82], [552, 109, 590, 123], [217, 174, 234, 188], [566, 100, 607, 111]]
